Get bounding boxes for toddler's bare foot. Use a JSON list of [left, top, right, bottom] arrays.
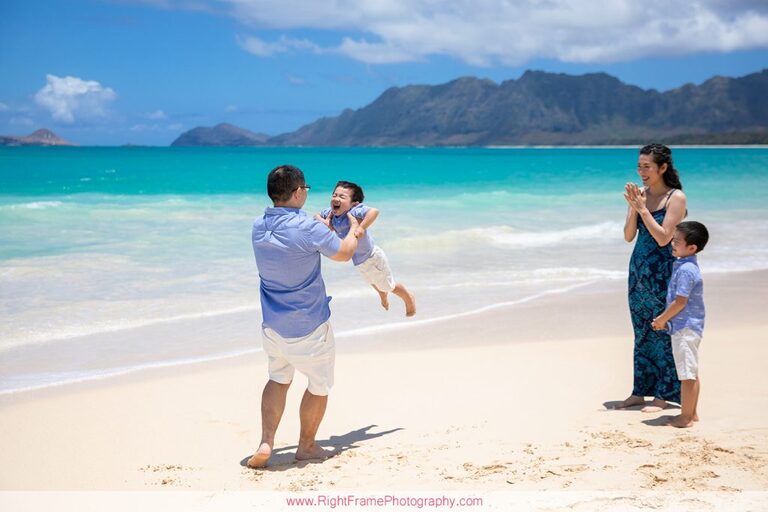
[[246, 442, 272, 468], [614, 395, 644, 409], [693, 413, 700, 422], [295, 443, 336, 462], [667, 415, 694, 428], [641, 398, 668, 413], [373, 287, 389, 311], [404, 293, 416, 317]]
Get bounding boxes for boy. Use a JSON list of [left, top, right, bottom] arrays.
[[651, 221, 709, 428], [316, 181, 416, 317]]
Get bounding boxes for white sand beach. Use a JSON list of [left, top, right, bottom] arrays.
[[1, 271, 767, 510]]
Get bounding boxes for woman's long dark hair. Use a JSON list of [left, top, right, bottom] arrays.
[[640, 144, 683, 190]]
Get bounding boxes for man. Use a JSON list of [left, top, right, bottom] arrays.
[[247, 164, 359, 468]]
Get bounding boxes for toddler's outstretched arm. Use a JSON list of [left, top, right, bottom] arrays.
[[355, 207, 379, 238]]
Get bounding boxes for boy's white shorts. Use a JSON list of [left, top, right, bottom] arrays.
[[356, 245, 396, 293], [261, 321, 335, 396], [671, 327, 701, 381]]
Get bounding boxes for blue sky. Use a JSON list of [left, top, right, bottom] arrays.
[[2, 0, 768, 145]]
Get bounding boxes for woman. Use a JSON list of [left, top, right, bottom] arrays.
[[618, 144, 687, 411]]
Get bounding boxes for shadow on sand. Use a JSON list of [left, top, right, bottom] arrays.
[[602, 400, 680, 411], [641, 414, 677, 427], [240, 424, 403, 471]]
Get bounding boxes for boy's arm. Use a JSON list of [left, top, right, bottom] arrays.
[[355, 207, 379, 238], [651, 295, 688, 331]]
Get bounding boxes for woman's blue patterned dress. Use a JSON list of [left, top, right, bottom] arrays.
[[628, 207, 681, 403]]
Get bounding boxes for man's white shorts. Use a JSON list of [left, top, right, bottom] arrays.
[[261, 321, 335, 396], [356, 245, 396, 293], [671, 327, 701, 381]]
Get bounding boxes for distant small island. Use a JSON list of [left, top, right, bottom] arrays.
[[0, 129, 74, 147], [170, 123, 270, 147], [173, 69, 768, 147]]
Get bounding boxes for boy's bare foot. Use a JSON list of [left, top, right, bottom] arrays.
[[614, 395, 644, 409], [693, 413, 700, 422], [246, 442, 272, 468], [404, 293, 416, 317], [667, 415, 694, 428], [641, 398, 668, 413], [295, 443, 336, 462]]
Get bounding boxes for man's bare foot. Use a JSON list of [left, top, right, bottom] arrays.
[[614, 395, 645, 409], [295, 443, 336, 462], [641, 398, 669, 413], [667, 415, 694, 428], [246, 442, 272, 468], [404, 293, 416, 317]]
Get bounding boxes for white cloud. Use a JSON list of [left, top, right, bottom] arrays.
[[130, 123, 181, 132], [237, 34, 322, 57], [225, 105, 239, 112], [209, 0, 768, 65], [34, 75, 117, 123], [0, 102, 9, 112], [146, 109, 167, 120], [286, 74, 306, 85]]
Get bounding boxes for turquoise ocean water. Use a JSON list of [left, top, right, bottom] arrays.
[[1, 146, 767, 394]]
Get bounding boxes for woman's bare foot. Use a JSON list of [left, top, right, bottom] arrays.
[[614, 395, 645, 409], [295, 443, 336, 462], [641, 398, 669, 413], [246, 442, 272, 468], [667, 415, 694, 428]]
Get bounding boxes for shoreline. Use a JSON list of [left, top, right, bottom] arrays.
[[1, 269, 766, 400], [0, 270, 768, 400]]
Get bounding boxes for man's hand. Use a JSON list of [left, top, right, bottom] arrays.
[[651, 316, 666, 331], [314, 213, 332, 230], [347, 213, 360, 231], [329, 213, 360, 262], [354, 226, 365, 239]]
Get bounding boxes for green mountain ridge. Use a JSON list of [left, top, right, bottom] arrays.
[[170, 69, 768, 146]]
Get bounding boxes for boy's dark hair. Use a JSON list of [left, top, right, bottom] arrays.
[[335, 180, 364, 203], [676, 221, 709, 253], [267, 164, 305, 203]]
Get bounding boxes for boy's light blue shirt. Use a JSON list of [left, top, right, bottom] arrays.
[[320, 203, 375, 266], [666, 254, 705, 336], [252, 207, 341, 338]]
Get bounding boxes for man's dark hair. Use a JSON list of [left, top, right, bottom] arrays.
[[335, 180, 364, 203], [676, 221, 709, 253], [267, 164, 305, 203]]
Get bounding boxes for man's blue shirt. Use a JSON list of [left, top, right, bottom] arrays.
[[320, 203, 375, 265], [252, 207, 341, 338], [666, 255, 705, 336]]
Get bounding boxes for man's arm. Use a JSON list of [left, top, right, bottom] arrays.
[[328, 213, 360, 261], [651, 295, 688, 331]]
